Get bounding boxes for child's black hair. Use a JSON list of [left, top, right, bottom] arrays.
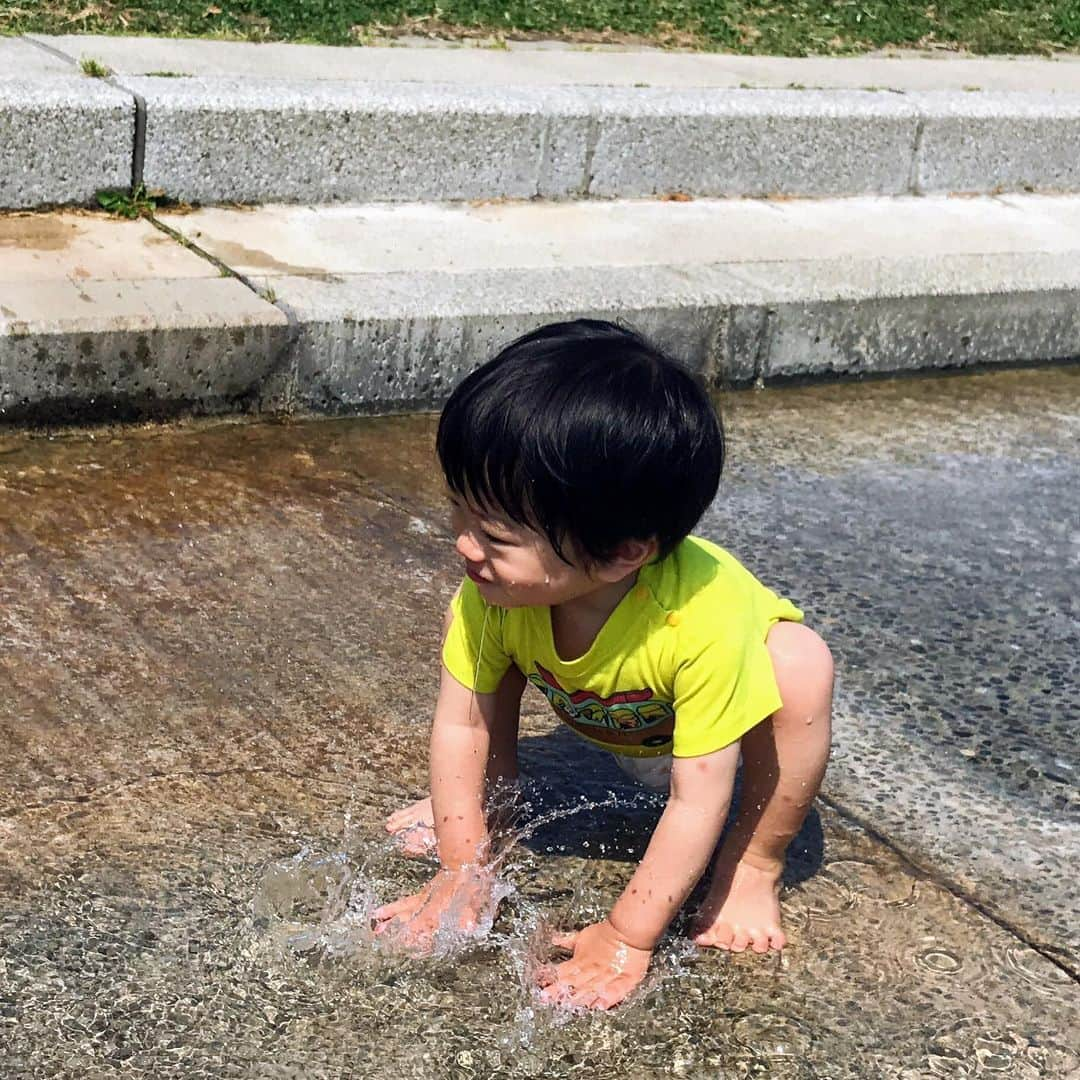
[[437, 319, 724, 565]]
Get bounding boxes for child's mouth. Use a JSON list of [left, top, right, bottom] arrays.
[[465, 562, 491, 585]]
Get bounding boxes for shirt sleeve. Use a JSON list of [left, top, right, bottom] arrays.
[[441, 579, 512, 694], [670, 620, 787, 758]]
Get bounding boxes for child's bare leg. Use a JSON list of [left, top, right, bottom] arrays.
[[691, 621, 833, 953], [385, 664, 526, 855]]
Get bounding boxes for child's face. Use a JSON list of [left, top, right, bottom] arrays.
[[447, 493, 601, 608]]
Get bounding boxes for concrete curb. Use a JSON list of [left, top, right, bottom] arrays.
[[4, 36, 1080, 207], [129, 82, 1080, 204], [3, 195, 1079, 424], [0, 75, 132, 209], [266, 254, 1080, 414]]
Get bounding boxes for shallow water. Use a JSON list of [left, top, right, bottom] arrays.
[[4, 781, 1076, 1078], [1, 367, 1078, 1077]]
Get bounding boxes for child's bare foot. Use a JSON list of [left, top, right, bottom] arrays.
[[690, 854, 786, 954], [385, 796, 437, 857]]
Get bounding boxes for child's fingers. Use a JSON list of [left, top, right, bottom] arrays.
[[564, 970, 637, 1011], [542, 961, 591, 1001], [549, 929, 579, 951], [537, 958, 579, 999], [372, 910, 413, 936], [538, 981, 577, 1006], [569, 988, 603, 1011], [372, 895, 421, 923], [591, 975, 638, 1011]]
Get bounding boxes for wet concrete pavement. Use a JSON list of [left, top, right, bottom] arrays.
[[0, 366, 1077, 1078]]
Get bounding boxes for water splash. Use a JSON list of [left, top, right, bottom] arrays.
[[252, 782, 673, 1020]]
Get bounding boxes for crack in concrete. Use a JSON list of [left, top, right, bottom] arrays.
[[20, 35, 80, 67], [818, 791, 1080, 985], [753, 305, 776, 388], [128, 86, 148, 190], [23, 35, 147, 192], [16, 37, 301, 416], [580, 116, 600, 197], [907, 115, 927, 196], [146, 214, 301, 414]]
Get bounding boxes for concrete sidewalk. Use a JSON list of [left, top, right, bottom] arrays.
[[4, 36, 1080, 207]]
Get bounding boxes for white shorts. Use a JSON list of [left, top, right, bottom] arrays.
[[612, 753, 672, 793]]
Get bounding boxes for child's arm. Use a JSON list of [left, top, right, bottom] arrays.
[[539, 741, 740, 1009], [372, 665, 503, 945]]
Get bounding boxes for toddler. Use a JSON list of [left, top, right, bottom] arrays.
[[373, 319, 833, 1010]]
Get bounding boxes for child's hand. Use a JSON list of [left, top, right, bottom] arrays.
[[372, 868, 498, 953], [538, 919, 652, 1010]]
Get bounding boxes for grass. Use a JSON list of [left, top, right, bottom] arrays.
[[79, 56, 111, 76], [96, 184, 158, 218], [2, 1, 1078, 55]]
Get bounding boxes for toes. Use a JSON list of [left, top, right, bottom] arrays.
[[749, 928, 771, 954], [769, 927, 788, 952], [728, 927, 751, 953]]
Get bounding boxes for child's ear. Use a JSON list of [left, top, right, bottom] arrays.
[[596, 538, 659, 581]]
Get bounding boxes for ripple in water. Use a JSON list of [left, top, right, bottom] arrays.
[[732, 1010, 815, 1058], [822, 858, 919, 908], [925, 1017, 1080, 1079], [989, 940, 1077, 997], [786, 874, 856, 922], [914, 942, 963, 976]]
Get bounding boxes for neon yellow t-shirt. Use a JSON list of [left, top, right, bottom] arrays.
[[442, 536, 803, 759]]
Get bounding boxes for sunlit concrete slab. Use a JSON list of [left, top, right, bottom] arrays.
[[124, 76, 924, 204], [0, 213, 287, 423], [0, 37, 74, 77], [27, 33, 1080, 93], [0, 370, 1075, 1074], [158, 193, 1080, 408], [167, 194, 1080, 275]]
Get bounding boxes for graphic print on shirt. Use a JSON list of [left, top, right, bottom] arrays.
[[527, 663, 675, 752]]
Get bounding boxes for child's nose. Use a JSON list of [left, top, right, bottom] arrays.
[[455, 530, 484, 563]]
